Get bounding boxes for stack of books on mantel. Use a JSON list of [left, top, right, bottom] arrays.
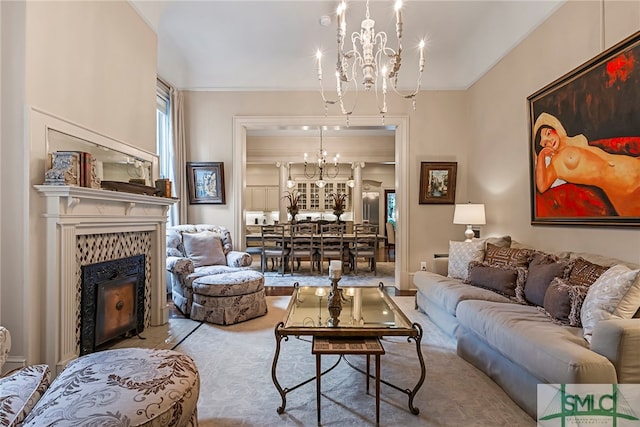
[[45, 151, 101, 188]]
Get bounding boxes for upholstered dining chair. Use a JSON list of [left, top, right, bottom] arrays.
[[385, 221, 395, 260], [289, 223, 317, 274], [261, 224, 289, 276], [317, 223, 346, 275], [350, 223, 379, 275]]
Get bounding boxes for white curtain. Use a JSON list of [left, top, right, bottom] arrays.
[[170, 89, 188, 224]]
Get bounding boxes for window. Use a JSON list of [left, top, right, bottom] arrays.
[[156, 78, 178, 226]]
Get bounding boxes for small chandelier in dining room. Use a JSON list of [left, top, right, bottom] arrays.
[[315, 0, 426, 124], [304, 128, 340, 188]]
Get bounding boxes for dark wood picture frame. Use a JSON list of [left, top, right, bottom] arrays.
[[528, 31, 640, 227], [419, 162, 457, 204], [186, 162, 226, 204]]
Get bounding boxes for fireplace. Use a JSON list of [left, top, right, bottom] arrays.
[[80, 255, 145, 355]]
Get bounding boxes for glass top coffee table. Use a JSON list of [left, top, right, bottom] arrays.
[[271, 282, 425, 416]]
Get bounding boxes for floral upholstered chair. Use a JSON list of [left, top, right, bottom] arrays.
[[166, 224, 263, 322]]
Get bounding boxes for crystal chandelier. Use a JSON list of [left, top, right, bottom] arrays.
[[304, 128, 340, 188], [316, 0, 426, 122]]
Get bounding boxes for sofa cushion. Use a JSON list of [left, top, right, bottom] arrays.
[[524, 255, 570, 307], [456, 300, 617, 384], [0, 364, 51, 427], [543, 277, 589, 327], [192, 270, 265, 297], [182, 231, 227, 267], [581, 264, 640, 343], [484, 243, 532, 268], [414, 271, 511, 317], [466, 261, 525, 299], [447, 240, 485, 281], [567, 257, 609, 287]]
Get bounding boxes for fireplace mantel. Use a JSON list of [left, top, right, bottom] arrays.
[[35, 185, 176, 372]]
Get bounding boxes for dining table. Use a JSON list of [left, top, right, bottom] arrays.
[[245, 231, 386, 273]]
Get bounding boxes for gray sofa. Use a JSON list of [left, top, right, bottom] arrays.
[[414, 239, 640, 418]]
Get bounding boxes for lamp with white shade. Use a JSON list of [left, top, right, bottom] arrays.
[[453, 203, 486, 242]]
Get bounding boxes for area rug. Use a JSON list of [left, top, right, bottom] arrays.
[[174, 296, 535, 426], [250, 259, 396, 287]]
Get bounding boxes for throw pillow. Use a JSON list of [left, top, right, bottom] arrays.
[[447, 240, 485, 281], [542, 277, 589, 327], [182, 231, 227, 268], [479, 235, 512, 249], [613, 271, 640, 319], [581, 264, 640, 343], [524, 254, 570, 307], [484, 243, 532, 268], [0, 364, 51, 426], [466, 261, 526, 299], [567, 257, 609, 287]]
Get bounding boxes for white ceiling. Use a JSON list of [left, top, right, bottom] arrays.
[[131, 0, 564, 91]]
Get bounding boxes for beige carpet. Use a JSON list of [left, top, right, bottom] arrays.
[[166, 296, 535, 427]]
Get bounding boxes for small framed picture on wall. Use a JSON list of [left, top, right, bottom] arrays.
[[419, 161, 457, 204], [186, 162, 226, 204]]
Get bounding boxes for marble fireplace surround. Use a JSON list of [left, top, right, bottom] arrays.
[[35, 185, 175, 372]]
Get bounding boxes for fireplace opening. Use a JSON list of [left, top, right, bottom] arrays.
[[80, 255, 145, 355]]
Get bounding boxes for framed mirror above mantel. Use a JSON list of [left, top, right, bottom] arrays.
[[31, 107, 160, 190]]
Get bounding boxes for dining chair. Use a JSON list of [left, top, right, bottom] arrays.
[[317, 223, 346, 275], [289, 223, 317, 274], [261, 224, 289, 276], [350, 223, 379, 275], [385, 221, 395, 260]]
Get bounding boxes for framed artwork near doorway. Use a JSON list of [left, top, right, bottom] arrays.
[[419, 162, 457, 204], [186, 162, 226, 204]]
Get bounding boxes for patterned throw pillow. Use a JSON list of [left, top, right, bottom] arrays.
[[447, 240, 485, 281], [484, 243, 532, 268], [568, 257, 609, 287], [581, 264, 640, 343], [0, 364, 51, 426], [542, 277, 589, 327]]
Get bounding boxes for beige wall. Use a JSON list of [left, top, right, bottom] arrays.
[[0, 1, 157, 367], [183, 90, 471, 277], [25, 1, 157, 151], [183, 0, 640, 282], [468, 0, 640, 263]]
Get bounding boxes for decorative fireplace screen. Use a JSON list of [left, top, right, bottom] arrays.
[[80, 254, 145, 355]]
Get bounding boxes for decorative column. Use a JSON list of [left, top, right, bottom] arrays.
[[276, 162, 288, 224], [352, 162, 365, 224]]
